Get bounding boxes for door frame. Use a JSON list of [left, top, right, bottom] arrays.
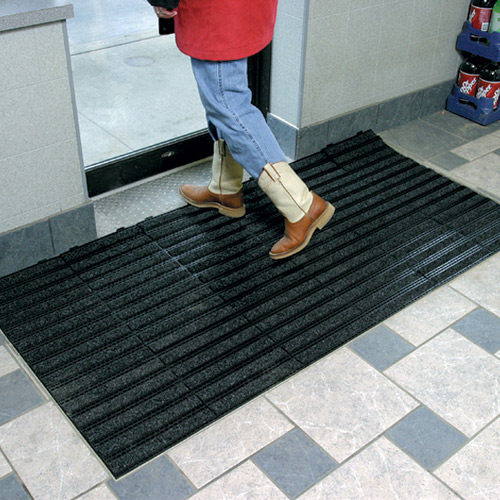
[[85, 45, 272, 197]]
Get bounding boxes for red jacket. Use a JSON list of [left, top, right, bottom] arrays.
[[150, 0, 279, 61]]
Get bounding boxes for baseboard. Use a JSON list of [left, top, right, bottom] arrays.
[[0, 203, 97, 278], [268, 80, 455, 161]]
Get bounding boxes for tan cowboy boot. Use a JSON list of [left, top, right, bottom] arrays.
[[258, 162, 335, 259], [179, 139, 246, 218]]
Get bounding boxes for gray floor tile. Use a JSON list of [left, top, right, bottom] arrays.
[[108, 456, 195, 500], [495, 148, 500, 156], [379, 120, 467, 161], [0, 474, 31, 500], [453, 308, 500, 354], [0, 331, 4, 343], [386, 406, 467, 471], [252, 428, 338, 499], [349, 325, 414, 371], [427, 151, 469, 171], [421, 111, 492, 141], [0, 370, 44, 425]]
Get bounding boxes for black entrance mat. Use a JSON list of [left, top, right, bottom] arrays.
[[1, 131, 499, 477]]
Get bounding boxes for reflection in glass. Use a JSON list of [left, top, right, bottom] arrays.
[[66, 0, 207, 167]]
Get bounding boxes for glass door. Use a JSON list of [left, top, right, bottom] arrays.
[[67, 0, 210, 196], [66, 0, 270, 197]]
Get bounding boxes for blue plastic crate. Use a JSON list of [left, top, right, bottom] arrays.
[[457, 21, 500, 61], [446, 84, 500, 125]]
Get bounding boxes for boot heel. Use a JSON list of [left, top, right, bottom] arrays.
[[317, 203, 335, 229], [218, 205, 246, 218]]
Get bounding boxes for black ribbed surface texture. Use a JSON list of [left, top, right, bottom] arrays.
[[1, 131, 499, 477]]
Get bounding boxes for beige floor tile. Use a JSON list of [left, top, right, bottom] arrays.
[[450, 253, 500, 317], [297, 437, 458, 500], [0, 346, 19, 378], [435, 417, 500, 500], [451, 133, 500, 161], [386, 329, 500, 437], [0, 403, 108, 500], [190, 461, 288, 500], [384, 286, 476, 346], [266, 348, 417, 463], [0, 451, 11, 479], [167, 398, 293, 489], [450, 153, 500, 198], [77, 484, 117, 500]]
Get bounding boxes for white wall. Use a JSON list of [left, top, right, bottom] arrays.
[[271, 0, 471, 129], [0, 21, 87, 234]]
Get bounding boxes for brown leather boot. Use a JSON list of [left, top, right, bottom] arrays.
[[179, 185, 246, 218], [258, 162, 335, 259], [179, 139, 246, 218], [269, 193, 335, 259]]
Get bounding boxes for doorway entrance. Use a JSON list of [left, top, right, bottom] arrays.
[[66, 1, 271, 196]]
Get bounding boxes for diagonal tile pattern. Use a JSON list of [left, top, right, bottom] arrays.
[[0, 111, 500, 499], [383, 285, 476, 346], [296, 438, 459, 500], [189, 461, 289, 500], [0, 403, 108, 500], [385, 328, 500, 437], [435, 417, 500, 500], [266, 348, 418, 463], [167, 398, 293, 489]]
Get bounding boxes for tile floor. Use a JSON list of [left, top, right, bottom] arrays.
[[1, 111, 500, 499]]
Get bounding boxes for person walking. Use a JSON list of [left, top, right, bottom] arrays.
[[148, 0, 335, 259]]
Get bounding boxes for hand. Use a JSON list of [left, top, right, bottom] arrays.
[[154, 6, 178, 18]]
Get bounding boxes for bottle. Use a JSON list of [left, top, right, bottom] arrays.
[[469, 0, 496, 38], [488, 0, 500, 33], [457, 55, 486, 95], [476, 61, 500, 109]]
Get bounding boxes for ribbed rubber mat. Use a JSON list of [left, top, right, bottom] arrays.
[[1, 131, 499, 477]]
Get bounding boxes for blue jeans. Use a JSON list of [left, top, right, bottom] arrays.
[[191, 57, 287, 179]]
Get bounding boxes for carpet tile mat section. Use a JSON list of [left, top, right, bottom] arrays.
[[1, 131, 499, 477]]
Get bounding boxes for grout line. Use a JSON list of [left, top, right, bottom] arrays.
[[70, 481, 119, 500]]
